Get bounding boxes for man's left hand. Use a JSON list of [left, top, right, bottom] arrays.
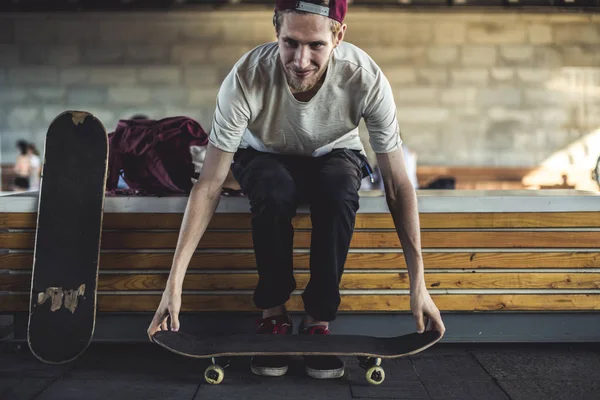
[[410, 287, 446, 335]]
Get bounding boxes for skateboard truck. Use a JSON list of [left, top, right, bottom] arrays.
[[205, 356, 385, 385], [358, 356, 385, 385], [204, 357, 231, 385]]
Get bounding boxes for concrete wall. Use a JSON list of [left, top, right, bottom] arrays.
[[0, 8, 599, 168]]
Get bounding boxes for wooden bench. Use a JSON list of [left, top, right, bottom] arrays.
[[417, 166, 533, 190], [2, 191, 600, 323]]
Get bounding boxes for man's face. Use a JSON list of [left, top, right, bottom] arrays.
[[277, 13, 343, 94]]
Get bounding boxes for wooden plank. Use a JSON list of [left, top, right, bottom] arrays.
[[4, 212, 600, 230], [0, 253, 34, 269], [420, 212, 600, 229], [97, 293, 600, 312], [0, 296, 27, 312], [420, 273, 600, 290], [4, 251, 600, 271], [3, 293, 600, 312], [1, 212, 34, 228], [3, 231, 600, 250], [105, 213, 251, 230], [422, 252, 600, 269], [0, 213, 240, 230], [5, 272, 600, 292]]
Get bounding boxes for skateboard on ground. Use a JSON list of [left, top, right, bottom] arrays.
[[153, 330, 442, 385], [28, 111, 108, 364]]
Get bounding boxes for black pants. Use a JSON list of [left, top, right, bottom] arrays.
[[13, 176, 29, 190], [232, 148, 367, 321]]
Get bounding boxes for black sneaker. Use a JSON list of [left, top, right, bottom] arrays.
[[250, 314, 293, 377], [299, 321, 345, 379]]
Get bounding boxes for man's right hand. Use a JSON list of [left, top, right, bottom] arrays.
[[147, 287, 182, 341], [145, 145, 234, 342]]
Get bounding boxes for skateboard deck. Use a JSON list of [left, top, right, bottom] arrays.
[[27, 111, 108, 364], [153, 330, 442, 384], [154, 330, 441, 358]]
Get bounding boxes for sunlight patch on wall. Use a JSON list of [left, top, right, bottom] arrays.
[[524, 68, 600, 191]]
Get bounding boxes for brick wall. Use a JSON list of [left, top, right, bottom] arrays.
[[0, 8, 599, 169]]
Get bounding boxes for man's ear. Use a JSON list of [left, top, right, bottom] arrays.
[[334, 24, 347, 48]]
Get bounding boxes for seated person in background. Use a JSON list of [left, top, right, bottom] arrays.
[[13, 140, 31, 192]]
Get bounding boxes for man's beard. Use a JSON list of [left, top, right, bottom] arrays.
[[285, 65, 324, 93], [283, 55, 331, 94]]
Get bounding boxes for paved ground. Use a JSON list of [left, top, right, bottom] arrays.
[[2, 340, 600, 400]]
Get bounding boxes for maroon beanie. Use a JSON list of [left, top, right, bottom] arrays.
[[275, 0, 347, 24]]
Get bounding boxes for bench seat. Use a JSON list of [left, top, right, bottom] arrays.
[[2, 190, 600, 315]]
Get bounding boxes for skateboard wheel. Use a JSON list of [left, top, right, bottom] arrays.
[[365, 366, 385, 385], [204, 365, 224, 385]]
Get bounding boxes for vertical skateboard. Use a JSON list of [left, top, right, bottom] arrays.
[[27, 111, 108, 364]]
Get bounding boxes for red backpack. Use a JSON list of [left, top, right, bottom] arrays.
[[106, 116, 209, 195]]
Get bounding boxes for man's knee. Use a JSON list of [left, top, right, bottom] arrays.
[[324, 172, 359, 196], [248, 171, 297, 216], [317, 166, 361, 208], [252, 184, 296, 210], [318, 150, 363, 194]]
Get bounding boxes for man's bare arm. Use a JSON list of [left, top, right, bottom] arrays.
[[376, 148, 424, 289], [167, 143, 235, 290], [147, 143, 235, 339], [376, 147, 445, 334]]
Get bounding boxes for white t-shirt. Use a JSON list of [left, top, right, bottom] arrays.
[[29, 154, 41, 190], [209, 41, 402, 157]]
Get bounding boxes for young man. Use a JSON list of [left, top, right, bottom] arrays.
[[147, 0, 445, 380]]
